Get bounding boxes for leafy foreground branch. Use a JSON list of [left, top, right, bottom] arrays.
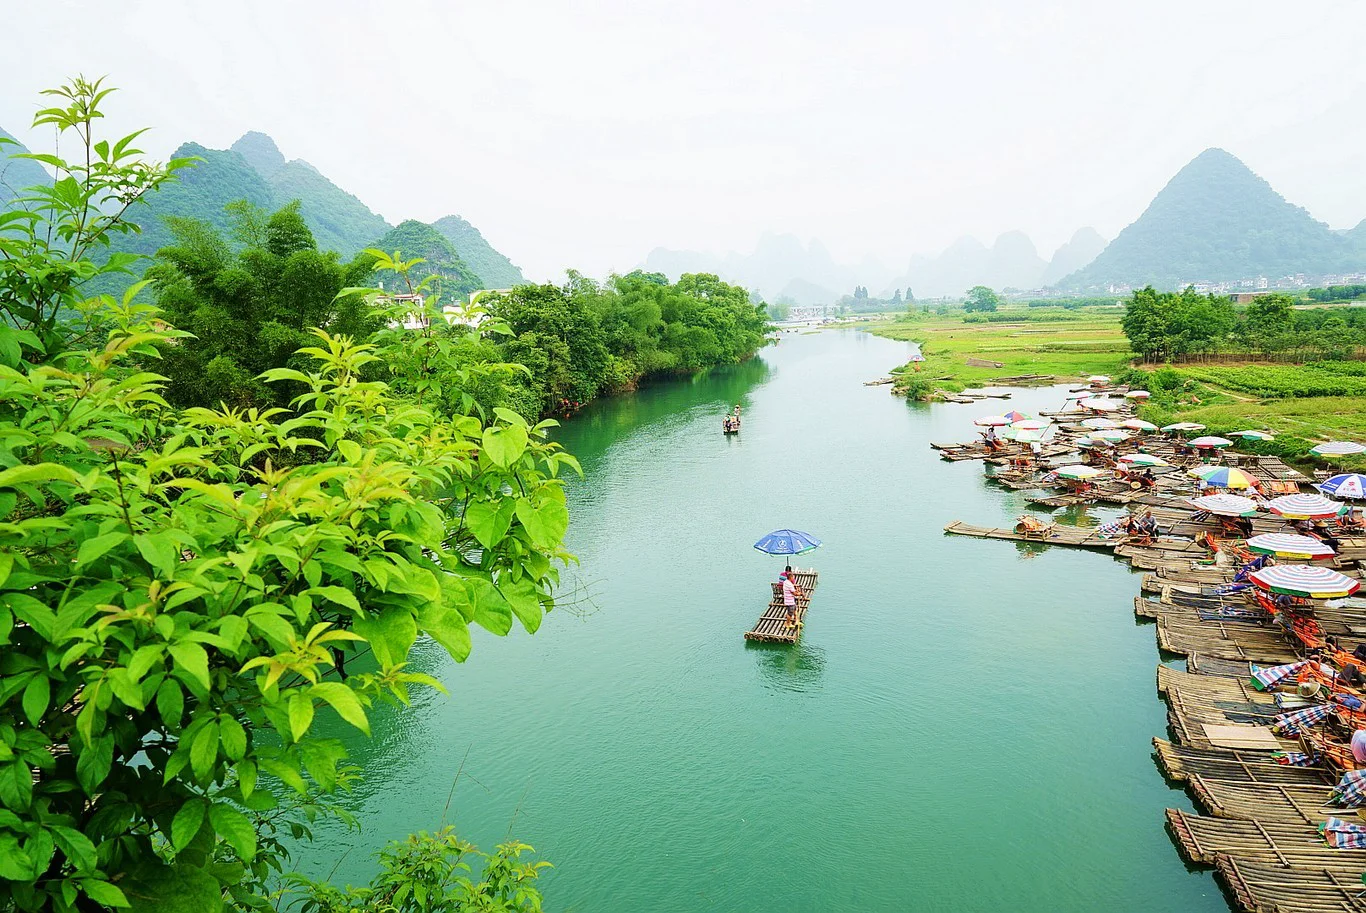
[[1, 80, 561, 911]]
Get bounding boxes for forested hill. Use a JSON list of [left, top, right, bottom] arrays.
[[432, 215, 524, 287], [0, 127, 53, 207], [365, 220, 483, 299], [1064, 148, 1362, 290]]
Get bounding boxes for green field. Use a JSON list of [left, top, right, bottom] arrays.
[[867, 308, 1133, 394]]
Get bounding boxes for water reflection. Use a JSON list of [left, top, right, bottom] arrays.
[[747, 639, 826, 694]]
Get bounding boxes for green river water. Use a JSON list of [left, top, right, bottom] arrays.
[[314, 328, 1230, 912]]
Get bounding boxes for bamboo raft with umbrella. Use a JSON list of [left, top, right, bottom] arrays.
[[744, 529, 822, 644]]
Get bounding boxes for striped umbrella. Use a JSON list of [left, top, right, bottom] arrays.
[[1274, 703, 1334, 736], [1245, 533, 1336, 560], [1124, 390, 1151, 399], [1251, 659, 1327, 690], [1079, 397, 1122, 412], [974, 415, 1011, 427], [1267, 493, 1345, 520], [1187, 493, 1258, 517], [1010, 419, 1050, 431], [1081, 417, 1121, 430], [1003, 426, 1049, 443], [1189, 466, 1257, 489], [1332, 770, 1366, 809], [1053, 465, 1107, 481], [1319, 473, 1366, 500], [1002, 410, 1031, 423], [1190, 436, 1234, 449], [1119, 453, 1169, 467], [1086, 429, 1130, 444], [1312, 441, 1366, 457], [1231, 430, 1275, 442], [1122, 419, 1158, 432], [1162, 422, 1206, 433], [1250, 564, 1360, 598]]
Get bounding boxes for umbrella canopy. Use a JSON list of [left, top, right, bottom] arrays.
[[1010, 419, 1050, 431], [1086, 429, 1130, 443], [1245, 533, 1336, 560], [1053, 465, 1107, 481], [753, 529, 822, 556], [1124, 390, 1151, 400], [1251, 659, 1330, 690], [1122, 419, 1158, 431], [1162, 422, 1206, 433], [1231, 430, 1275, 442], [1250, 564, 1360, 598], [1190, 436, 1234, 449], [1267, 493, 1345, 520], [1312, 441, 1366, 457], [908, 353, 926, 362], [1002, 410, 1031, 423], [1187, 493, 1258, 517], [1004, 427, 1049, 443], [1087, 375, 1111, 384], [1119, 453, 1169, 467], [1190, 466, 1257, 489], [1080, 417, 1121, 430], [1079, 397, 1122, 412], [1332, 770, 1366, 809], [1319, 473, 1366, 500], [974, 415, 1011, 427]]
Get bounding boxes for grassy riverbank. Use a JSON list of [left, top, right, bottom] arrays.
[[868, 308, 1133, 396]]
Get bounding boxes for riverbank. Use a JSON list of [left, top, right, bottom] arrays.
[[867, 308, 1132, 398]]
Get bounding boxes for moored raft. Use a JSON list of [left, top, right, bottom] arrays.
[[744, 569, 819, 644]]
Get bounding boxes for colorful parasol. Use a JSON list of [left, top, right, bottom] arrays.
[[1086, 429, 1130, 444], [1267, 493, 1346, 520], [1010, 419, 1050, 431], [1081, 417, 1121, 430], [1079, 397, 1122, 412], [1119, 453, 1169, 467], [1231, 430, 1275, 442], [1122, 419, 1158, 432], [1053, 465, 1107, 481], [1189, 466, 1257, 489], [1002, 410, 1032, 423], [1312, 441, 1366, 457], [1319, 473, 1366, 500], [1087, 375, 1111, 384], [1162, 422, 1206, 433], [1250, 564, 1360, 599], [1189, 436, 1234, 449], [1245, 533, 1336, 560], [753, 529, 822, 556], [974, 415, 1011, 427], [1186, 493, 1258, 516], [1124, 390, 1151, 400]]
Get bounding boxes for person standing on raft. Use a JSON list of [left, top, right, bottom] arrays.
[[780, 567, 804, 629]]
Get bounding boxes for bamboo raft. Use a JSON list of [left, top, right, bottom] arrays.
[[743, 569, 819, 644]]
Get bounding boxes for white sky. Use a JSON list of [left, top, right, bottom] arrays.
[[6, 0, 1366, 281]]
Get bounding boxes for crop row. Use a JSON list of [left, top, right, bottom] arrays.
[[1183, 363, 1366, 398]]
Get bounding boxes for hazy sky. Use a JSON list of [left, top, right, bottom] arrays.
[[6, 0, 1366, 281]]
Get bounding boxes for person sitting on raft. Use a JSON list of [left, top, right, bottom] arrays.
[[982, 426, 1003, 451]]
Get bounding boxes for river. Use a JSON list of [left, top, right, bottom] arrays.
[[315, 328, 1229, 912]]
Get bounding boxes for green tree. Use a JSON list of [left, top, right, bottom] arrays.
[[963, 286, 1000, 312], [1, 80, 564, 913]]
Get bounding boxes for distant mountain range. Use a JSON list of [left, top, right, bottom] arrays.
[[0, 127, 52, 209], [1062, 148, 1366, 290], [0, 128, 524, 291]]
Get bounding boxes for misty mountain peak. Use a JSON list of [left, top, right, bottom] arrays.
[[231, 131, 286, 179]]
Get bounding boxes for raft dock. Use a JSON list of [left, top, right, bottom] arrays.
[[744, 569, 819, 644]]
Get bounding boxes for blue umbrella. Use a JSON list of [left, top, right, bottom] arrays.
[[753, 529, 822, 556]]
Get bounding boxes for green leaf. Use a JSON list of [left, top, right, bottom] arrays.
[[155, 680, 184, 728], [0, 761, 32, 810], [0, 462, 78, 489], [351, 609, 417, 669], [470, 579, 512, 636], [514, 498, 569, 551], [120, 862, 221, 913], [135, 532, 179, 577], [208, 804, 256, 862], [171, 799, 206, 855], [75, 735, 113, 795], [21, 674, 49, 725], [287, 694, 314, 743], [500, 577, 544, 634], [219, 716, 246, 761], [481, 424, 528, 468], [236, 760, 257, 799], [51, 826, 97, 874], [464, 500, 514, 550], [80, 878, 130, 909], [189, 722, 219, 780], [309, 586, 360, 614], [0, 835, 32, 880], [168, 642, 210, 694], [417, 602, 471, 662], [75, 531, 129, 569], [310, 682, 370, 735], [3, 592, 56, 642]]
